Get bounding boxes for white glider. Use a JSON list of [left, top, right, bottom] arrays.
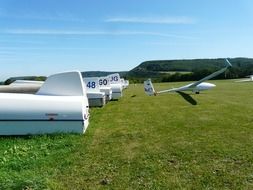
[[144, 59, 232, 95], [235, 75, 253, 82], [108, 73, 123, 100], [0, 71, 90, 135], [83, 77, 106, 107]]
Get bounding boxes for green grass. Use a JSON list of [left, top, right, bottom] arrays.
[[1, 80, 253, 189]]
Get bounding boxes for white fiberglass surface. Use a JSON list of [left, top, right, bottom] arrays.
[[0, 93, 85, 120]]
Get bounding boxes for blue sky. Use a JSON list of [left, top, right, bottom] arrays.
[[0, 0, 253, 80]]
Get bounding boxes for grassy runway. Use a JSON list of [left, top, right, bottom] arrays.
[[0, 80, 253, 189]]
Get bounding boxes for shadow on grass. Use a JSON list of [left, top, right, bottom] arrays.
[[176, 91, 197, 105], [0, 133, 81, 140]]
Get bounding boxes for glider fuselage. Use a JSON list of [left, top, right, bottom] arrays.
[[178, 82, 216, 92]]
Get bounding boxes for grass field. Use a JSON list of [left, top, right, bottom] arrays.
[[0, 80, 253, 189]]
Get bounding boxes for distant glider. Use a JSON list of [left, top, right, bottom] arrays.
[[235, 75, 253, 82], [144, 59, 232, 95]]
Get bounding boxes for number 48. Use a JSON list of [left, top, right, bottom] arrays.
[[87, 81, 96, 88]]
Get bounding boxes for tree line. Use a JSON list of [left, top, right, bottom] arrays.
[[126, 58, 253, 83]]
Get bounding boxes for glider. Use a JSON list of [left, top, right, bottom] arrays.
[[0, 71, 90, 135], [144, 59, 232, 96], [0, 80, 42, 94], [99, 76, 113, 102], [108, 73, 123, 100], [235, 75, 253, 82], [83, 77, 106, 107]]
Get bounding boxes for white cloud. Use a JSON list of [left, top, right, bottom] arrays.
[[2, 29, 196, 39], [105, 16, 196, 24], [3, 29, 107, 35], [0, 11, 86, 22], [144, 42, 199, 46]]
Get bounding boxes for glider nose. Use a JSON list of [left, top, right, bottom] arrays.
[[203, 82, 216, 90]]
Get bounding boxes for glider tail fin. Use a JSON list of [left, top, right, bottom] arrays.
[[36, 71, 85, 96], [144, 79, 156, 96], [225, 58, 232, 67]]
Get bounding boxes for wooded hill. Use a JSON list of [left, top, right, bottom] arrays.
[[81, 71, 127, 78], [1, 58, 253, 84], [126, 58, 253, 83]]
